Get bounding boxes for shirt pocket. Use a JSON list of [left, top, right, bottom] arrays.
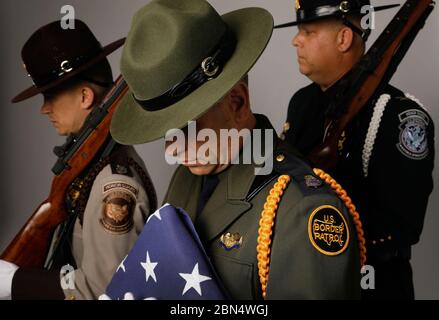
[[209, 253, 259, 299]]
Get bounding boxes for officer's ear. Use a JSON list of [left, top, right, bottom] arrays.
[[79, 85, 95, 110], [336, 26, 355, 53], [228, 80, 251, 125]]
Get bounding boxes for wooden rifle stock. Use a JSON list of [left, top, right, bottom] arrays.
[[309, 0, 435, 170], [1, 75, 128, 268]]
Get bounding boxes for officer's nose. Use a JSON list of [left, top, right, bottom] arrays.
[[40, 100, 51, 115], [292, 32, 301, 48]]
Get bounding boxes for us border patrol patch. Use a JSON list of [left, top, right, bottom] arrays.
[[308, 205, 349, 256], [397, 109, 429, 160]]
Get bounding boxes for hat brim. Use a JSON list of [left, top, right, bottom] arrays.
[[110, 7, 274, 145], [11, 38, 126, 103], [274, 4, 400, 29]]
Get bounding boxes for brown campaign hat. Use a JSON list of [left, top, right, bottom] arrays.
[[12, 19, 125, 103]]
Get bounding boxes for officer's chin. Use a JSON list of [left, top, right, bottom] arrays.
[[186, 163, 229, 176], [54, 126, 69, 137]]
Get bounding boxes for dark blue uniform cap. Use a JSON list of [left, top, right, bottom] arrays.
[[275, 0, 399, 29]]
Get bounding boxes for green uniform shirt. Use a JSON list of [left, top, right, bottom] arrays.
[[164, 115, 361, 299]]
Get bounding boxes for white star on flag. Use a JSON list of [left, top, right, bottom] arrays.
[[117, 255, 128, 273], [179, 263, 211, 296], [140, 251, 158, 283], [147, 209, 162, 223]]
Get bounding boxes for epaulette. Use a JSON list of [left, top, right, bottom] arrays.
[[109, 147, 133, 177], [272, 141, 331, 197]]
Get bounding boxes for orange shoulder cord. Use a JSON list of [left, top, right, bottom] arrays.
[[256, 175, 291, 299], [313, 168, 367, 267], [257, 170, 367, 299]]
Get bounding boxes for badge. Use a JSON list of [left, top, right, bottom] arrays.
[[397, 109, 429, 160], [101, 183, 137, 234], [65, 177, 85, 210], [304, 175, 322, 188], [220, 232, 243, 251], [308, 205, 349, 256]]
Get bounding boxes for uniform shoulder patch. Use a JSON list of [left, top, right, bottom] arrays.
[[308, 205, 349, 256], [101, 182, 138, 234], [103, 182, 138, 197], [396, 109, 430, 160], [109, 148, 133, 177]]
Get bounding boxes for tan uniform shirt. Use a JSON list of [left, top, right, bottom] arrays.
[[63, 146, 152, 300]]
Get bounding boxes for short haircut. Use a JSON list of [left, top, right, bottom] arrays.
[[44, 58, 114, 106]]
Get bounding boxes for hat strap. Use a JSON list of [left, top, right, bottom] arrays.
[[341, 16, 371, 41], [133, 28, 237, 112]]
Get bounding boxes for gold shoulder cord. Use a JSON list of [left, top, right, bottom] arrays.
[[257, 175, 291, 299], [257, 170, 367, 299], [313, 168, 367, 267]]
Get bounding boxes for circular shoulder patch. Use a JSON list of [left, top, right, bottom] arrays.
[[397, 109, 429, 160], [308, 205, 349, 256], [100, 190, 135, 235]]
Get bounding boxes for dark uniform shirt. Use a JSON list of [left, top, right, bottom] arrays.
[[284, 82, 435, 299]]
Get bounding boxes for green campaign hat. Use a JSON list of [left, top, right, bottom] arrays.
[[110, 0, 273, 145]]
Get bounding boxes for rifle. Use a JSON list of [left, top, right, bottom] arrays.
[[308, 0, 435, 170], [1, 75, 128, 268]]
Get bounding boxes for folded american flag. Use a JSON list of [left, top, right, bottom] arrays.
[[105, 204, 227, 300]]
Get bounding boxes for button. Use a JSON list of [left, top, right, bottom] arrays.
[[379, 238, 385, 243], [372, 240, 377, 245], [283, 122, 290, 132], [67, 295, 76, 300], [387, 235, 392, 240], [276, 154, 285, 162]]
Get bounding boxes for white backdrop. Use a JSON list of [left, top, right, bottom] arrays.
[[0, 0, 438, 299]]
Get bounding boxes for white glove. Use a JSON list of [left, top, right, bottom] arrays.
[[98, 292, 156, 300], [99, 292, 135, 300], [0, 260, 19, 300]]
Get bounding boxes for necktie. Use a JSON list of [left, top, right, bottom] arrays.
[[196, 174, 220, 216]]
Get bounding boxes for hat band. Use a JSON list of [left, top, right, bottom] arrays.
[[297, 1, 370, 41], [31, 47, 103, 88], [133, 28, 237, 112], [297, 1, 364, 23]]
